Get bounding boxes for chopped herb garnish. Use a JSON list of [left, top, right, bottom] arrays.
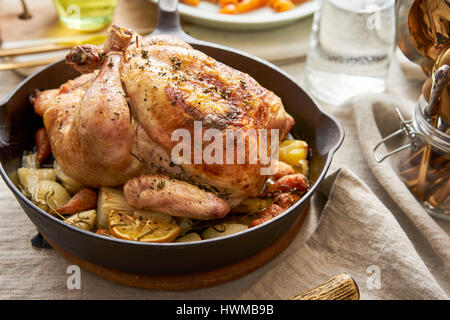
[[220, 89, 230, 100], [171, 56, 181, 70], [157, 181, 165, 189]]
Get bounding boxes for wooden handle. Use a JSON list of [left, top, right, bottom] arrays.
[[0, 58, 59, 71], [0, 44, 71, 58], [289, 273, 360, 300]]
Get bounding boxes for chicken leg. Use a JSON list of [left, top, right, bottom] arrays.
[[36, 25, 144, 187]]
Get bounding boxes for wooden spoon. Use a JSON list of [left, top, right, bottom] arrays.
[[408, 0, 450, 63], [396, 0, 434, 72]]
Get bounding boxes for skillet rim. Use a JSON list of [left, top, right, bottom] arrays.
[[0, 43, 344, 248]]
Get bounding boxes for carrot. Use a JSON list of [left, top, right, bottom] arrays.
[[250, 204, 284, 227], [236, 0, 266, 13], [35, 128, 51, 165], [57, 188, 98, 215], [274, 192, 301, 209], [219, 0, 238, 7], [271, 0, 295, 12], [219, 3, 238, 14], [266, 173, 308, 194], [182, 0, 200, 6], [96, 229, 109, 235], [271, 160, 295, 181]]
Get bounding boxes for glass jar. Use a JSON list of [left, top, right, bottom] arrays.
[[304, 0, 396, 106], [374, 95, 450, 220]]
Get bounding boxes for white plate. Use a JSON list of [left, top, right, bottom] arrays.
[[150, 0, 318, 31]]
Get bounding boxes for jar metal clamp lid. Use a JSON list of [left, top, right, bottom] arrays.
[[373, 108, 422, 163]]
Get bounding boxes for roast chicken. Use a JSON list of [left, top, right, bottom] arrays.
[[32, 25, 294, 220]]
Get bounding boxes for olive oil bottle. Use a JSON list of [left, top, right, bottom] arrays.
[[53, 0, 118, 31]]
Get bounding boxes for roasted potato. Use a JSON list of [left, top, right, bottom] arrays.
[[296, 159, 309, 176], [34, 180, 71, 212], [54, 161, 84, 194], [279, 139, 309, 169], [21, 152, 38, 169], [201, 223, 248, 239], [96, 187, 134, 229], [174, 217, 195, 236], [64, 209, 97, 231], [175, 232, 202, 243], [232, 197, 272, 214], [17, 167, 56, 198], [18, 167, 55, 187]]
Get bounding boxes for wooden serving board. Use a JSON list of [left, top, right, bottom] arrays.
[[44, 204, 309, 291]]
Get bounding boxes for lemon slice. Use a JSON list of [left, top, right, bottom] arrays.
[[108, 211, 180, 243]]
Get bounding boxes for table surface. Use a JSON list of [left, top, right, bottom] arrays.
[[0, 0, 436, 299]]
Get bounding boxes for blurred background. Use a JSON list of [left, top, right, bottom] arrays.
[[0, 0, 424, 105], [0, 0, 316, 69]]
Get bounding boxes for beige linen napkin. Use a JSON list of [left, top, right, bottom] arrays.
[[350, 93, 450, 293]]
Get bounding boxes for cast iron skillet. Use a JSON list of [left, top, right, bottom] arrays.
[[0, 0, 344, 275]]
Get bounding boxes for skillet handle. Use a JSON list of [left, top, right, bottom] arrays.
[[289, 273, 360, 300], [150, 0, 196, 42]]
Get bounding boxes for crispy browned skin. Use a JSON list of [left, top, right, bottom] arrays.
[[65, 24, 134, 74], [33, 25, 294, 203], [34, 27, 144, 186], [124, 174, 230, 220], [121, 34, 294, 197]]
